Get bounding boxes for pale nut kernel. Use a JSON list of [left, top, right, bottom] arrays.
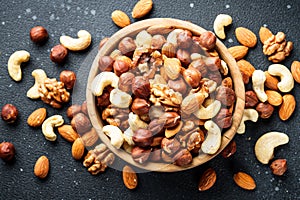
[[237, 109, 259, 134], [60, 30, 92, 51], [252, 70, 268, 102], [91, 72, 119, 96], [201, 120, 221, 154], [27, 69, 48, 99], [213, 14, 232, 39], [163, 56, 181, 80], [268, 64, 294, 93], [102, 125, 124, 149], [27, 108, 47, 127], [193, 100, 221, 120], [41, 115, 64, 141], [109, 88, 132, 108], [111, 10, 131, 28], [8, 50, 30, 81]]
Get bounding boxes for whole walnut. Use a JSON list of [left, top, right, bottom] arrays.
[[133, 129, 153, 147], [132, 76, 151, 99], [131, 146, 151, 164], [216, 86, 236, 106], [118, 72, 135, 93]]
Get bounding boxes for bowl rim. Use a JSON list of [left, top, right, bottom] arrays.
[[86, 18, 245, 172]]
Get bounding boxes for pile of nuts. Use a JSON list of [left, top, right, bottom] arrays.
[[91, 25, 237, 167]]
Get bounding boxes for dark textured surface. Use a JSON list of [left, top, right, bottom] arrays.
[[0, 0, 299, 199]]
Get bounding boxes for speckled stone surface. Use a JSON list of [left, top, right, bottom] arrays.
[[0, 0, 299, 199]]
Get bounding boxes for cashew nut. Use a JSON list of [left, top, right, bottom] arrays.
[[123, 127, 135, 146], [193, 100, 221, 119], [252, 70, 268, 102], [167, 29, 184, 46], [102, 125, 124, 149], [237, 109, 259, 134], [135, 30, 152, 49], [60, 30, 91, 51], [128, 112, 148, 132], [255, 132, 289, 164], [109, 88, 132, 108], [201, 120, 221, 154], [220, 60, 229, 75], [27, 69, 48, 99], [213, 14, 232, 39], [42, 115, 64, 141], [8, 50, 30, 81], [268, 64, 294, 93], [91, 72, 119, 96]]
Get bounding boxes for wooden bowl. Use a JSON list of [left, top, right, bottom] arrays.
[[86, 18, 245, 172]]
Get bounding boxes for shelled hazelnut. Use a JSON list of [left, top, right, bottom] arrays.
[[1, 104, 18, 123], [59, 70, 76, 90], [50, 44, 68, 63], [30, 26, 48, 43], [0, 142, 16, 162]]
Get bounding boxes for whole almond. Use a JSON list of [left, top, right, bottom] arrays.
[[72, 138, 85, 160], [233, 172, 256, 190], [198, 168, 217, 191], [237, 59, 256, 77], [81, 128, 99, 147], [291, 60, 300, 83], [146, 25, 175, 35], [264, 71, 279, 91], [57, 125, 79, 143], [228, 46, 249, 61], [132, 0, 153, 19], [259, 27, 273, 44], [266, 90, 283, 106], [122, 165, 138, 190], [34, 155, 49, 179], [111, 10, 130, 28], [235, 27, 257, 48], [279, 94, 296, 121], [27, 108, 47, 127]]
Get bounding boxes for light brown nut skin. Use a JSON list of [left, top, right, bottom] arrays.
[[122, 165, 138, 190], [279, 94, 296, 121], [34, 155, 50, 179], [72, 138, 85, 160], [233, 172, 256, 190], [270, 159, 287, 176], [27, 108, 47, 127], [198, 168, 217, 191]]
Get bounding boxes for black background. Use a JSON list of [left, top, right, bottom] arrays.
[[0, 0, 299, 199]]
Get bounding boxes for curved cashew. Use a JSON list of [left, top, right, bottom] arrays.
[[128, 112, 148, 132], [220, 60, 229, 75], [42, 115, 64, 141], [213, 14, 232, 39], [255, 132, 289, 164], [91, 72, 119, 96], [135, 30, 152, 49], [167, 29, 184, 46], [27, 69, 48, 99], [252, 70, 268, 102], [60, 30, 91, 51], [123, 127, 135, 146], [193, 100, 221, 119], [102, 125, 124, 149], [268, 64, 294, 93], [237, 109, 259, 134], [207, 79, 217, 93], [201, 120, 221, 154], [8, 50, 30, 81], [109, 88, 132, 108]]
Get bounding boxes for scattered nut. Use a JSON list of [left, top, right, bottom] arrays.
[[102, 125, 124, 149], [30, 26, 48, 43], [27, 108, 47, 127], [221, 140, 236, 158], [57, 125, 79, 143], [213, 14, 232, 39], [0, 142, 16, 162], [122, 165, 138, 190], [132, 0, 153, 19], [50, 44, 68, 63], [42, 115, 64, 141], [279, 94, 296, 121], [237, 109, 259, 134], [1, 104, 18, 123], [233, 172, 256, 190], [268, 64, 294, 93], [59, 70, 76, 90], [27, 69, 48, 99], [111, 10, 130, 28], [270, 159, 287, 176], [265, 90, 283, 106], [264, 71, 279, 91], [256, 102, 274, 119], [66, 104, 82, 119], [228, 46, 248, 61], [34, 155, 50, 179], [198, 168, 217, 191], [245, 90, 259, 108], [291, 60, 300, 83], [252, 70, 268, 102], [72, 138, 85, 160], [60, 30, 92, 51], [7, 50, 30, 81]]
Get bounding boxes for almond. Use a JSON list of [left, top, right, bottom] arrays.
[[233, 172, 256, 190], [198, 168, 217, 191], [27, 108, 47, 127], [266, 90, 283, 106], [57, 125, 79, 143], [264, 71, 279, 91], [132, 0, 153, 19], [237, 59, 256, 77], [146, 25, 175, 35], [34, 155, 49, 179], [279, 94, 296, 121], [122, 165, 138, 190], [228, 45, 248, 61], [235, 27, 257, 48], [259, 27, 273, 44], [81, 128, 99, 147], [291, 60, 300, 83], [72, 138, 85, 160], [111, 10, 130, 28]]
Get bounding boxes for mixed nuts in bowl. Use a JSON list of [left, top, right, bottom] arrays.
[[86, 18, 245, 172]]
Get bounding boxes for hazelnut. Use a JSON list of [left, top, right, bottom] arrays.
[[148, 118, 165, 136], [168, 78, 187, 94], [50, 44, 68, 63], [150, 137, 164, 147], [183, 67, 202, 88], [216, 86, 236, 106], [81, 101, 88, 116], [173, 149, 193, 166], [160, 112, 180, 128], [161, 42, 176, 58], [149, 148, 162, 162], [151, 35, 166, 50], [98, 37, 109, 50], [71, 113, 92, 134], [131, 98, 150, 115], [270, 159, 287, 176], [96, 87, 112, 107], [208, 71, 222, 85], [241, 71, 250, 84], [198, 31, 216, 50], [177, 30, 193, 49], [59, 70, 76, 90], [161, 138, 181, 155], [118, 72, 135, 93], [214, 108, 232, 129], [98, 56, 114, 72], [222, 77, 233, 89], [1, 104, 18, 123], [30, 26, 48, 43], [131, 146, 151, 164], [132, 76, 151, 99], [66, 104, 82, 119], [204, 57, 221, 71], [245, 91, 259, 108], [133, 129, 153, 147], [256, 102, 274, 119], [118, 37, 136, 57], [189, 59, 207, 77], [221, 140, 237, 158], [113, 60, 130, 77], [0, 142, 16, 162], [176, 49, 191, 66]]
